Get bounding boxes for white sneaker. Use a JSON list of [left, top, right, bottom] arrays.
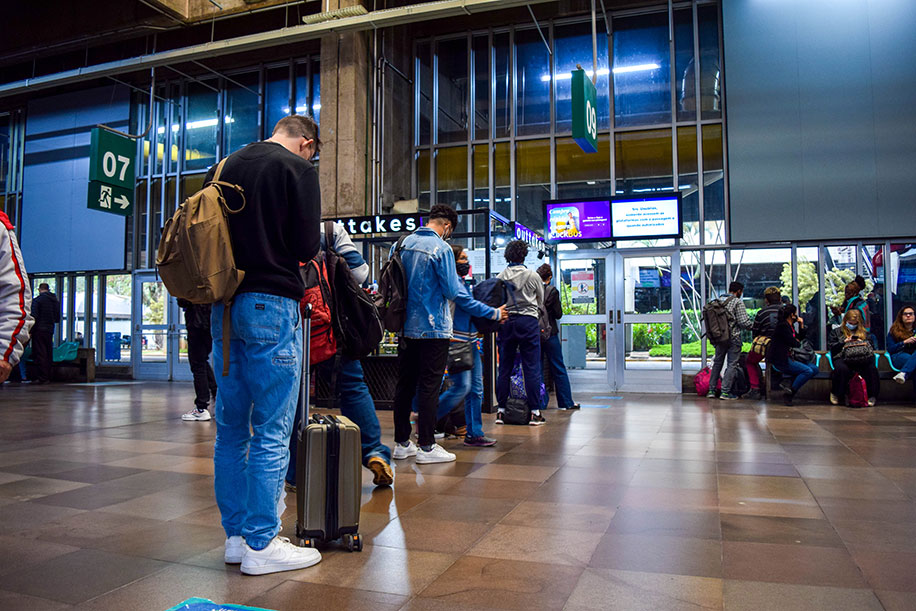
[[829, 393, 839, 405], [392, 440, 418, 460], [225, 536, 244, 564], [182, 408, 211, 421], [415, 444, 456, 464], [240, 536, 321, 576], [894, 372, 907, 385]]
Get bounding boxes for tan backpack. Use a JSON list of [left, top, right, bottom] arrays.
[[156, 157, 245, 375]]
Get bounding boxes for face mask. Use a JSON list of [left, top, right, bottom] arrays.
[[455, 262, 470, 277], [846, 323, 858, 331]]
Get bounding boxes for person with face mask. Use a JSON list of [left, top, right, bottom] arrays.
[[826, 309, 879, 406]]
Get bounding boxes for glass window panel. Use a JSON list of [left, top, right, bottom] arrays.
[[559, 258, 605, 315], [184, 81, 218, 171], [703, 249, 727, 355], [311, 58, 321, 126], [515, 29, 551, 136], [473, 143, 489, 207], [166, 87, 182, 174], [615, 129, 672, 196], [623, 255, 672, 314], [265, 65, 291, 136], [418, 43, 432, 145], [295, 60, 316, 118], [516, 139, 550, 228], [888, 243, 916, 330], [104, 274, 131, 362], [417, 149, 430, 208], [559, 323, 606, 370], [436, 145, 467, 210], [149, 178, 162, 257], [556, 135, 611, 200], [438, 38, 469, 144], [225, 71, 260, 155], [181, 173, 206, 201], [825, 245, 858, 328], [613, 12, 671, 127], [493, 141, 510, 218], [702, 124, 725, 245], [494, 33, 511, 139], [675, 9, 696, 122], [698, 4, 722, 120], [163, 177, 176, 223], [473, 36, 489, 140], [555, 21, 610, 133], [797, 247, 822, 350], [0, 115, 7, 194], [678, 126, 700, 245], [625, 322, 672, 370], [731, 248, 792, 345], [135, 179, 148, 269], [153, 90, 168, 175], [680, 250, 703, 370], [862, 244, 886, 349]]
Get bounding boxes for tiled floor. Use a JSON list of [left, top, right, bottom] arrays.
[[0, 380, 914, 610]]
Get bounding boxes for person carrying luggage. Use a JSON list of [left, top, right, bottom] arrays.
[[209, 115, 323, 576], [827, 309, 879, 407], [706, 281, 753, 400]]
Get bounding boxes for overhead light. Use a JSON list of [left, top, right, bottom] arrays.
[[155, 117, 233, 135], [612, 63, 660, 74], [540, 63, 659, 83]]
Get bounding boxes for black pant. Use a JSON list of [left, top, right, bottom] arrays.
[[393, 338, 450, 448], [187, 325, 216, 409], [831, 357, 880, 400], [496, 315, 543, 411], [31, 329, 54, 383]]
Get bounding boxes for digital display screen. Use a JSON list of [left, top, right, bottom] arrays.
[[610, 195, 683, 240], [544, 198, 612, 243]]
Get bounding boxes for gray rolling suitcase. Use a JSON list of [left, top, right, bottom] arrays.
[[294, 304, 364, 552]]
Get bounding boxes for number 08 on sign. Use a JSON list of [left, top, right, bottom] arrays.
[[87, 127, 135, 216], [571, 68, 598, 154]]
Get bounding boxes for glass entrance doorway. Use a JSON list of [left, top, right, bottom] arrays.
[[557, 249, 682, 393], [132, 272, 192, 381]]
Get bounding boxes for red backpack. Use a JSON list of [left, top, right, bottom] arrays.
[[300, 255, 336, 365], [847, 373, 868, 408]]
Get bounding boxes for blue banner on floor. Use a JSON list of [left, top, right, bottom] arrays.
[[165, 598, 275, 611]]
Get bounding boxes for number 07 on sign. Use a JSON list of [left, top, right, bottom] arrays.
[[87, 127, 136, 216]]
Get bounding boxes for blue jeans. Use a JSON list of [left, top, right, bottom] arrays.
[[496, 315, 543, 412], [212, 293, 301, 551], [775, 358, 819, 393], [434, 341, 485, 438], [891, 352, 916, 390], [541, 334, 574, 409], [286, 355, 392, 485]]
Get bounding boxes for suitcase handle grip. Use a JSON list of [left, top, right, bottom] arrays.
[[298, 304, 312, 436]]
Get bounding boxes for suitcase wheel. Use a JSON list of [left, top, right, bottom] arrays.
[[301, 538, 318, 548], [344, 533, 363, 552]]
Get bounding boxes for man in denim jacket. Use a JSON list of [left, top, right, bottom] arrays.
[[390, 204, 464, 464]]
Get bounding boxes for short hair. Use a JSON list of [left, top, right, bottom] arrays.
[[450, 244, 464, 259], [728, 281, 744, 294], [38, 282, 50, 291], [854, 274, 866, 291], [504, 240, 528, 264], [536, 263, 553, 281], [272, 115, 321, 153], [764, 286, 781, 304], [428, 204, 458, 230]]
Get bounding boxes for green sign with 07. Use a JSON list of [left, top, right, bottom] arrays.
[[571, 69, 598, 154]]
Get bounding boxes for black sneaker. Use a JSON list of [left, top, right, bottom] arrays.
[[745, 389, 762, 401], [559, 403, 581, 410], [529, 413, 547, 426], [783, 390, 795, 406], [495, 412, 505, 425], [464, 435, 497, 447]]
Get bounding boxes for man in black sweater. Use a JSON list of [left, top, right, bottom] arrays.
[[30, 282, 60, 385], [207, 115, 322, 576]]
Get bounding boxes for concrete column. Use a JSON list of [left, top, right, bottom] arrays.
[[319, 0, 369, 218]]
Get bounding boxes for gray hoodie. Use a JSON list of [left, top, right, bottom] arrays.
[[498, 264, 544, 319]]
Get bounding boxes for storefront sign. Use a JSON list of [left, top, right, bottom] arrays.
[[511, 221, 547, 253], [335, 213, 422, 237], [571, 270, 595, 304]]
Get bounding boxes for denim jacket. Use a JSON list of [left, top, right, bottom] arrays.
[[393, 227, 464, 339], [452, 281, 499, 342]]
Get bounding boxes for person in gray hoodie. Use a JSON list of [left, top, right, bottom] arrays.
[[495, 240, 546, 425]]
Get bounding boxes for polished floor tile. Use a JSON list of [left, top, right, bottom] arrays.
[[0, 380, 913, 609]]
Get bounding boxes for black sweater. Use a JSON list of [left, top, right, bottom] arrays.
[[205, 141, 320, 302], [31, 291, 60, 332], [769, 321, 806, 366], [544, 285, 562, 337]]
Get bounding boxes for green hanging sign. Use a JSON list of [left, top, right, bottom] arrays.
[[571, 68, 598, 154]]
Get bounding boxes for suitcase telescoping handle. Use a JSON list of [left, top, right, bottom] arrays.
[[298, 303, 312, 436]]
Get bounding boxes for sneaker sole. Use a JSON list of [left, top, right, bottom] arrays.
[[415, 455, 457, 464], [528, 421, 546, 426], [181, 415, 211, 421], [225, 553, 243, 564], [368, 459, 394, 486], [392, 451, 417, 460], [241, 553, 321, 575], [464, 441, 497, 447]]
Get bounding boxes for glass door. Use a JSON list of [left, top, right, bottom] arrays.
[[132, 272, 190, 380], [612, 250, 682, 393]]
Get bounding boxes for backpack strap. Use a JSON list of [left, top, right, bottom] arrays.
[[324, 220, 336, 252], [208, 158, 246, 214]]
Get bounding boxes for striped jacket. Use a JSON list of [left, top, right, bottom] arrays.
[[0, 212, 32, 367]]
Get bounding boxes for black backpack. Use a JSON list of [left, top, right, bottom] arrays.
[[322, 222, 384, 360], [703, 295, 735, 345], [471, 278, 513, 333], [374, 234, 410, 333]]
